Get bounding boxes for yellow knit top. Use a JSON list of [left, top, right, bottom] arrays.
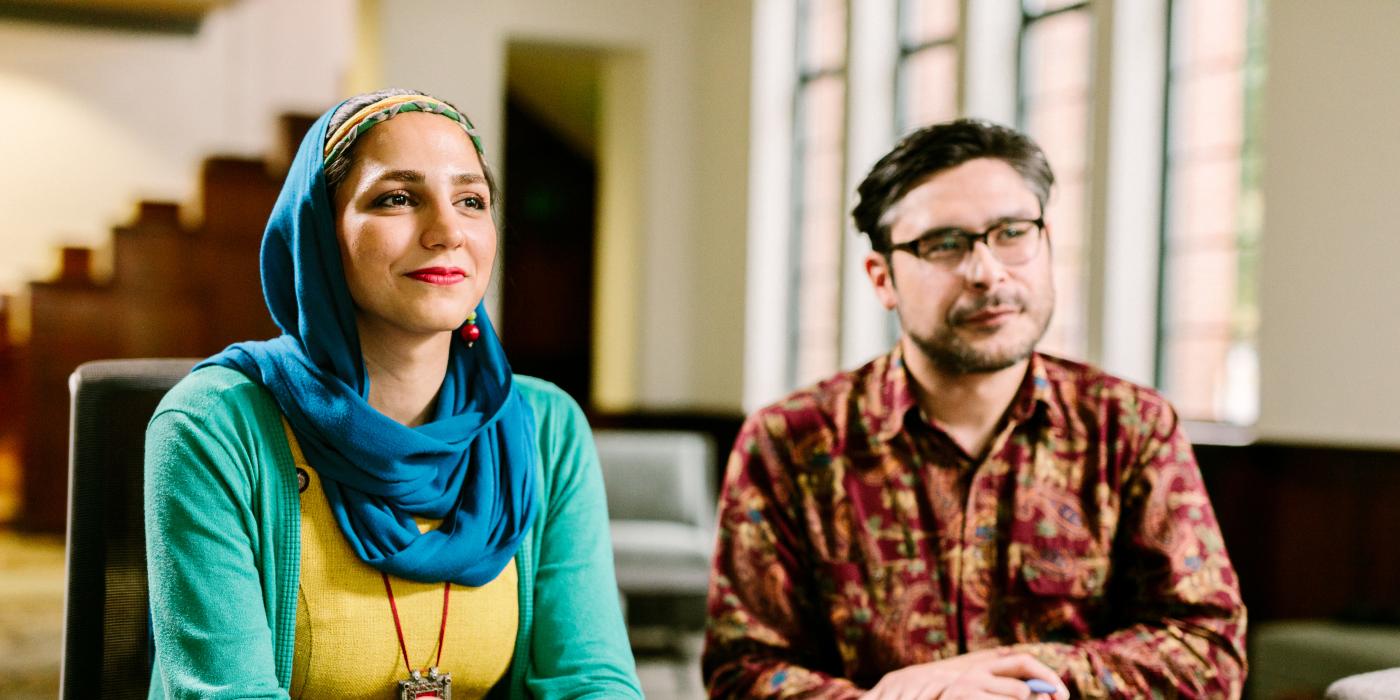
[[285, 424, 518, 699]]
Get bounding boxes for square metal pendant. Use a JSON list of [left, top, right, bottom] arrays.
[[397, 667, 452, 700]]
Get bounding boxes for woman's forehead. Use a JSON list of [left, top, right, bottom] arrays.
[[349, 113, 484, 173]]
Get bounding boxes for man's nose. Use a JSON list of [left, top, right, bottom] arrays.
[[959, 240, 1006, 289]]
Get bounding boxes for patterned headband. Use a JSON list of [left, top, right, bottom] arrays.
[[322, 94, 483, 166]]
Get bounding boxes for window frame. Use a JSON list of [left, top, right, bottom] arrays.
[[786, 0, 852, 390]]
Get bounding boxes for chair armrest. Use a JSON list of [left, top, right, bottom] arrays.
[[1327, 668, 1400, 700]]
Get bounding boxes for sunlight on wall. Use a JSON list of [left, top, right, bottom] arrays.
[[0, 73, 188, 339], [347, 0, 382, 95], [376, 0, 751, 411], [1257, 0, 1400, 447], [0, 0, 354, 341], [593, 52, 645, 412]]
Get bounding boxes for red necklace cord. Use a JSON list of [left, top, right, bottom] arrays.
[[381, 572, 452, 673]]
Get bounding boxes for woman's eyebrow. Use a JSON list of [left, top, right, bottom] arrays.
[[371, 170, 485, 185], [375, 169, 424, 184]]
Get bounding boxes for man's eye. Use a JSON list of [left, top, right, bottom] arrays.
[[921, 235, 966, 256], [999, 225, 1029, 240]]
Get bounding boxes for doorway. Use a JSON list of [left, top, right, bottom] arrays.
[[500, 42, 603, 406]]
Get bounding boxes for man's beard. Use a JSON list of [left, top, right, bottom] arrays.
[[906, 291, 1053, 375]]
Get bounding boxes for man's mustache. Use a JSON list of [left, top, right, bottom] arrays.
[[948, 293, 1024, 324]]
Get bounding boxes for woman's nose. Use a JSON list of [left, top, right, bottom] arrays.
[[420, 196, 466, 249]]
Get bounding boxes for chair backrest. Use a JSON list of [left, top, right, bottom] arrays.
[[62, 358, 197, 700], [593, 429, 715, 529]]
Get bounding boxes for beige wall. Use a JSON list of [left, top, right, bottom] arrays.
[[1257, 0, 1400, 446], [1, 0, 751, 411], [375, 0, 751, 412], [0, 0, 353, 333], [6, 0, 1400, 431], [690, 2, 753, 413]]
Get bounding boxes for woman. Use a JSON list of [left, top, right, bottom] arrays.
[[144, 89, 642, 698]]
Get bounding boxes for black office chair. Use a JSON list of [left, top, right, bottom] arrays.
[[62, 358, 197, 700]]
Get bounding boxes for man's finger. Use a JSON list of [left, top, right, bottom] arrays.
[[974, 673, 1035, 698], [978, 654, 1069, 699]]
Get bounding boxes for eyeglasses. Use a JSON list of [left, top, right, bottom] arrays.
[[885, 217, 1046, 267]]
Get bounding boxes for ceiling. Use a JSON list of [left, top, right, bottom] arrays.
[[0, 0, 231, 33]]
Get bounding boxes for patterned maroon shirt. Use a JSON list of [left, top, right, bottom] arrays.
[[703, 346, 1246, 698]]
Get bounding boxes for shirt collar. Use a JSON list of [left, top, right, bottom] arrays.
[[874, 345, 1065, 441], [1009, 353, 1064, 429], [875, 343, 919, 442]]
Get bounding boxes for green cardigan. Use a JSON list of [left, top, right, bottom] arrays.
[[144, 366, 641, 699]]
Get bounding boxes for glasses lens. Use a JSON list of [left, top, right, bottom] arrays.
[[917, 233, 971, 263], [990, 221, 1041, 264]]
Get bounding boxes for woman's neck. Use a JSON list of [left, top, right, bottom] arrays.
[[357, 320, 453, 427]]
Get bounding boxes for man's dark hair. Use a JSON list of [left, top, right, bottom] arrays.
[[851, 118, 1054, 251]]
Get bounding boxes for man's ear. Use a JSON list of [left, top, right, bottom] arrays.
[[864, 251, 899, 311]]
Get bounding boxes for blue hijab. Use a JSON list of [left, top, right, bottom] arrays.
[[199, 100, 538, 586]]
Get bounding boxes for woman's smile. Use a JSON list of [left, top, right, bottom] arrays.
[[404, 266, 467, 285]]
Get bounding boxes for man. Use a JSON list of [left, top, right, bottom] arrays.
[[703, 120, 1246, 698]]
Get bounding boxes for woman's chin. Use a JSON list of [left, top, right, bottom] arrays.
[[355, 311, 473, 343], [403, 302, 479, 332]]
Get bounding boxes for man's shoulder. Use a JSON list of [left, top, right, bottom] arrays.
[[1037, 353, 1178, 431], [745, 354, 890, 440], [1041, 352, 1165, 398], [757, 355, 882, 415], [754, 380, 840, 423]]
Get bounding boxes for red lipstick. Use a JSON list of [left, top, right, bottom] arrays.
[[405, 267, 466, 285]]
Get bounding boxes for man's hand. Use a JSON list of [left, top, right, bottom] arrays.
[[861, 650, 1070, 700]]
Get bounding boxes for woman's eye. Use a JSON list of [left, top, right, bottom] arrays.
[[376, 192, 413, 207], [460, 195, 488, 210]]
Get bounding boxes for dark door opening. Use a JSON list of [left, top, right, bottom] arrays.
[[499, 95, 597, 406]]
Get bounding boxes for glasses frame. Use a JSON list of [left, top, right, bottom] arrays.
[[884, 216, 1047, 266]]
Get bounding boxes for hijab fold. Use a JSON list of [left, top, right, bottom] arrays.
[[198, 100, 538, 586]]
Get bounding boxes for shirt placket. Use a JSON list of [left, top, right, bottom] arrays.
[[957, 421, 1020, 652], [904, 424, 974, 659]]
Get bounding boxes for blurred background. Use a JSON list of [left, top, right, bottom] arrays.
[[0, 0, 1397, 698]]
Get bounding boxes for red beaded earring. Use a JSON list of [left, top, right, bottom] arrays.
[[460, 312, 481, 347]]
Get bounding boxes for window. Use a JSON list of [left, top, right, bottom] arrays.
[[1018, 1, 1093, 361], [1158, 0, 1263, 423], [789, 0, 850, 388], [896, 0, 960, 134], [750, 0, 1264, 421]]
